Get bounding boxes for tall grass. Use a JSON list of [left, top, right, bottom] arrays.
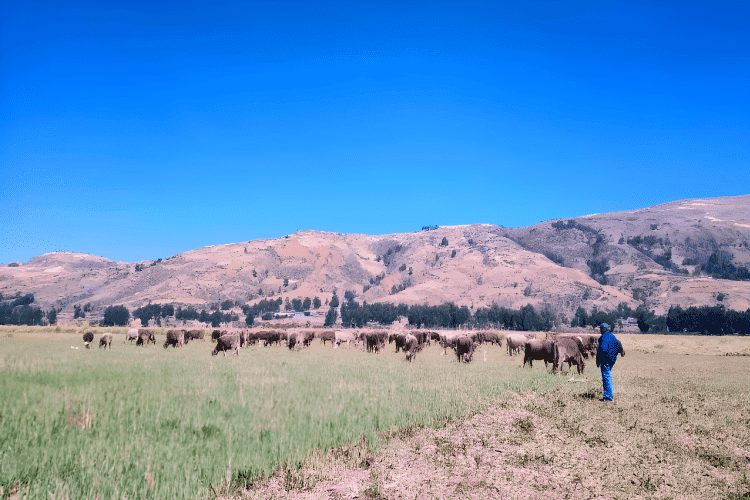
[[0, 331, 563, 499]]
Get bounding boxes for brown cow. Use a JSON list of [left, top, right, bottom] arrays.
[[523, 339, 555, 368], [554, 337, 586, 374], [163, 330, 186, 348], [403, 334, 421, 362], [136, 330, 155, 346], [212, 334, 240, 357], [83, 331, 94, 349], [319, 330, 335, 345], [99, 333, 112, 349]]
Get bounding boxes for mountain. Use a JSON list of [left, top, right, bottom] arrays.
[[2, 195, 749, 322]]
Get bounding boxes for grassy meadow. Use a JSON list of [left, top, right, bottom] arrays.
[[1, 326, 563, 499]]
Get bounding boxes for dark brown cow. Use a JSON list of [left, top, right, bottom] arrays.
[[523, 339, 555, 368], [554, 337, 586, 374], [82, 331, 94, 349], [365, 331, 385, 353], [454, 336, 475, 363], [390, 332, 407, 352], [212, 334, 240, 357]]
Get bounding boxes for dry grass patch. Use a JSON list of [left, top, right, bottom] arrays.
[[224, 347, 750, 500]]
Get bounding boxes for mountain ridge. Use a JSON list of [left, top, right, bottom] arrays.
[[2, 195, 749, 322]]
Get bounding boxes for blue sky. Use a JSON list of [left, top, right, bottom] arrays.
[[1, 1, 748, 264]]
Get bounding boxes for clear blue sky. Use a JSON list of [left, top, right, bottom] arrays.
[[1, 1, 748, 264]]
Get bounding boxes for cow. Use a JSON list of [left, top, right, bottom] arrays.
[[211, 329, 222, 341], [474, 331, 502, 346], [334, 330, 355, 347], [319, 330, 335, 345], [82, 331, 94, 349], [212, 334, 240, 357], [99, 333, 112, 349], [136, 330, 156, 346], [185, 329, 204, 341], [125, 328, 138, 344], [523, 339, 555, 368], [454, 336, 475, 363], [506, 334, 529, 356], [262, 330, 282, 346], [390, 332, 408, 352], [554, 337, 586, 374], [163, 330, 186, 348], [403, 334, 421, 362], [365, 331, 385, 353]]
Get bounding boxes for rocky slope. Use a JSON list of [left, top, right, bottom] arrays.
[[1, 195, 748, 321]]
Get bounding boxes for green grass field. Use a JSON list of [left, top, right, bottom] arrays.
[[0, 327, 564, 499]]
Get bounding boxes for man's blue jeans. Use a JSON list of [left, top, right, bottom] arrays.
[[601, 364, 613, 400]]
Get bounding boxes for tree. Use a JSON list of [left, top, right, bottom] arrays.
[[102, 305, 130, 326], [283, 278, 289, 287], [344, 290, 357, 302], [245, 313, 254, 326], [73, 304, 85, 319], [221, 300, 234, 311], [329, 293, 339, 308], [573, 307, 588, 327], [47, 308, 57, 325], [324, 307, 338, 327], [440, 237, 448, 247], [312, 297, 321, 309]]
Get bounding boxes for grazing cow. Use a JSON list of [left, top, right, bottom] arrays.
[[136, 330, 156, 346], [438, 332, 461, 355], [365, 331, 385, 353], [262, 330, 282, 346], [454, 336, 475, 363], [554, 337, 586, 374], [333, 330, 355, 347], [390, 332, 407, 353], [523, 339, 555, 368], [403, 334, 421, 362], [163, 330, 186, 348], [82, 331, 94, 349], [474, 331, 502, 346], [99, 333, 112, 349], [185, 330, 204, 341], [319, 330, 335, 345], [212, 334, 240, 357], [125, 328, 138, 344], [506, 334, 528, 356], [299, 330, 315, 347]]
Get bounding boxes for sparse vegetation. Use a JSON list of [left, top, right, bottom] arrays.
[[702, 251, 750, 281]]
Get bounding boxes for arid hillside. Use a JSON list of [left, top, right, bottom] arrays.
[[1, 195, 749, 320]]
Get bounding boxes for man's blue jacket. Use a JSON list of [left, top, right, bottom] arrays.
[[596, 331, 624, 367]]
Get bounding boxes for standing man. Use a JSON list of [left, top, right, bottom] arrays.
[[596, 323, 625, 401]]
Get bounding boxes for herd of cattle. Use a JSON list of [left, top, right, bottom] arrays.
[[81, 327, 601, 373]]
